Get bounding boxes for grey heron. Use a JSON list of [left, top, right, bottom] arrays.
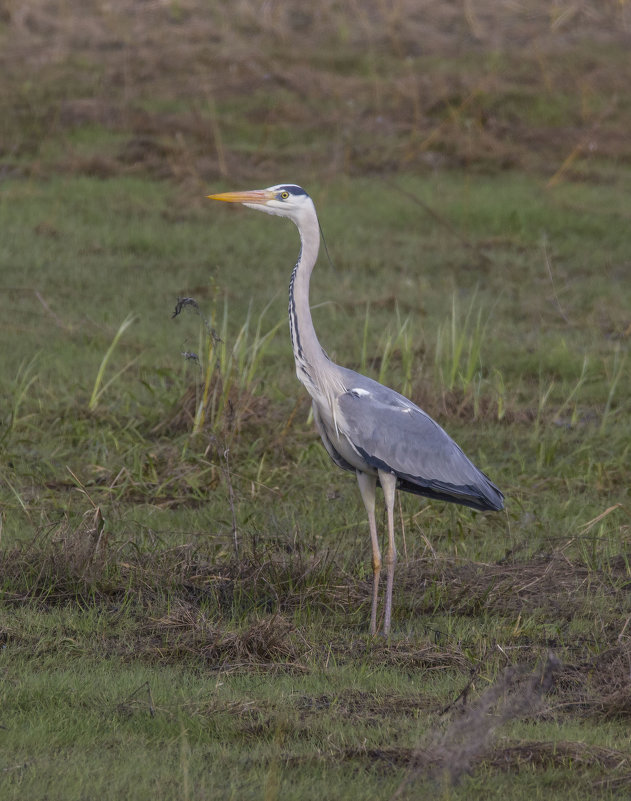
[[208, 184, 504, 635]]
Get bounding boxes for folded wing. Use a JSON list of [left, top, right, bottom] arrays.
[[337, 374, 504, 512]]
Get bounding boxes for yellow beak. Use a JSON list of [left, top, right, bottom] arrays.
[[206, 189, 273, 204]]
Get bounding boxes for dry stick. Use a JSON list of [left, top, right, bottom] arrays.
[[223, 448, 239, 560], [115, 681, 155, 718], [618, 615, 631, 643], [90, 505, 107, 568], [439, 664, 481, 716], [34, 290, 69, 331], [541, 236, 571, 324], [383, 178, 491, 264], [146, 683, 156, 718], [579, 502, 628, 535]]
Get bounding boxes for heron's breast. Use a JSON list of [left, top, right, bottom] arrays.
[[315, 399, 376, 475]]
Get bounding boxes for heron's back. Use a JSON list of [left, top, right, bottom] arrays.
[[328, 366, 504, 512]]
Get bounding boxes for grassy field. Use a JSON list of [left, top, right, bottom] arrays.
[[1, 2, 631, 799]]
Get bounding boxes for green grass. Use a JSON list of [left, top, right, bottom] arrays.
[[2, 2, 631, 799], [2, 166, 630, 800]]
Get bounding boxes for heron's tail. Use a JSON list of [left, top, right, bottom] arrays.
[[396, 473, 504, 512]]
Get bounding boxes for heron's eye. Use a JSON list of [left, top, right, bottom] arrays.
[[280, 191, 289, 199]]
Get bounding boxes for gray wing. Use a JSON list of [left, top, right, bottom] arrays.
[[337, 368, 504, 512]]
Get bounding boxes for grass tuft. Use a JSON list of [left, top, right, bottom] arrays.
[[88, 314, 137, 412]]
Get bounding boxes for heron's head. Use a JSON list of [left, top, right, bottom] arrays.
[[207, 184, 313, 224]]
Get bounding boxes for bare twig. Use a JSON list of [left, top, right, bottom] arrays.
[[116, 681, 156, 719], [541, 235, 571, 324], [34, 290, 69, 331], [383, 178, 491, 264], [172, 297, 200, 318]]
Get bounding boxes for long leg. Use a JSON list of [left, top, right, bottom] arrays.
[[356, 470, 380, 635], [378, 469, 397, 636]]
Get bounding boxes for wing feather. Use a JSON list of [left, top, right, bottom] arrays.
[[337, 375, 503, 511]]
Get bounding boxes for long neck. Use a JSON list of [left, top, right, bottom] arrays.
[[288, 207, 332, 391]]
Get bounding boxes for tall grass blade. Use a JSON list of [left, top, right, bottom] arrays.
[[435, 289, 486, 394], [0, 355, 39, 445], [553, 354, 589, 425], [187, 296, 283, 436], [88, 314, 137, 411]]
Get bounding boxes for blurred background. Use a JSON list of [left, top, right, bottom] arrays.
[[1, 0, 630, 188]]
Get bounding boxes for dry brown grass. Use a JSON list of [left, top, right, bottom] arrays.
[[555, 644, 631, 719], [2, 1, 630, 182], [283, 737, 631, 793], [395, 549, 627, 623], [317, 656, 628, 791], [282, 657, 631, 787], [4, 520, 631, 792], [5, 520, 631, 704], [3, 518, 626, 626], [312, 737, 631, 770], [141, 605, 306, 671], [153, 376, 273, 437], [416, 655, 560, 784]]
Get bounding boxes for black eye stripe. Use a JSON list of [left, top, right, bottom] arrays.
[[276, 184, 308, 197]]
